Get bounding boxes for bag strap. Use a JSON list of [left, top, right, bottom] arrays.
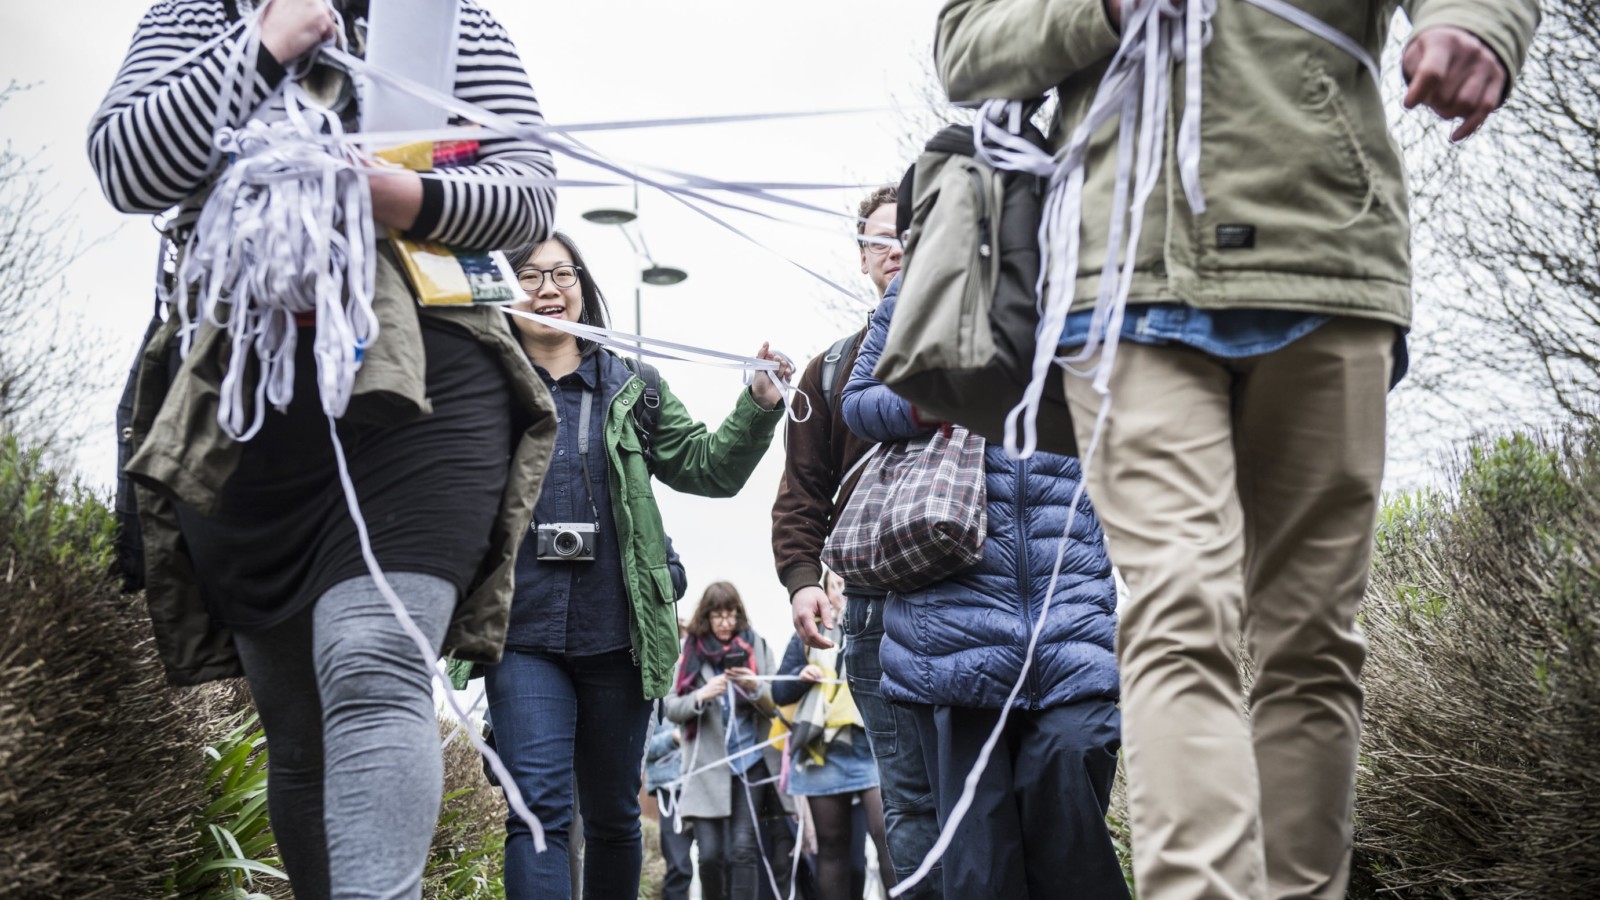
[[819, 328, 866, 414], [618, 353, 663, 475]]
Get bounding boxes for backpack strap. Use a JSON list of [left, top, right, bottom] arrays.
[[618, 353, 663, 475], [819, 328, 866, 414]]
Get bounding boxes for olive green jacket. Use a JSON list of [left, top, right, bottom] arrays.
[[936, 0, 1540, 326], [128, 250, 557, 686], [596, 355, 787, 699]]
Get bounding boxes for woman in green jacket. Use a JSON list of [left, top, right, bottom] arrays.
[[487, 231, 791, 899]]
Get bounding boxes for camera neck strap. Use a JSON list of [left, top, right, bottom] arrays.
[[576, 387, 602, 527]]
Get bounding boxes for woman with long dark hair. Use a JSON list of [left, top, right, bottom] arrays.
[[487, 234, 792, 899], [662, 581, 790, 900]]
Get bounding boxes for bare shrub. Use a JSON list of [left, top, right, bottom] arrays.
[[0, 438, 242, 898], [1352, 422, 1600, 897], [423, 724, 508, 899]]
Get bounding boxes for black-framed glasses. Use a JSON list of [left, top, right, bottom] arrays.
[[859, 233, 904, 256], [518, 264, 582, 291]]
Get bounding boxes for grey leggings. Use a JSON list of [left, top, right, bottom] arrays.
[[233, 573, 455, 900]]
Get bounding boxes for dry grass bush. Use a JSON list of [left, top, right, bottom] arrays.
[[1351, 423, 1600, 897], [423, 723, 508, 899], [0, 439, 250, 898]]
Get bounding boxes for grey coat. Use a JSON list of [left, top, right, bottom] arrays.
[[661, 634, 794, 818]]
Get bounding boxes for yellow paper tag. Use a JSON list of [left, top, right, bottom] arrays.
[[390, 235, 476, 306]]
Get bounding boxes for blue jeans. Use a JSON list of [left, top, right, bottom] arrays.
[[655, 793, 694, 900], [842, 596, 942, 898], [485, 648, 653, 900]]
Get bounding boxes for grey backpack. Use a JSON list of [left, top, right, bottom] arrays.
[[873, 121, 1079, 458]]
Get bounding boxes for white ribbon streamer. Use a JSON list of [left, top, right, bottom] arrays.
[[499, 307, 812, 424]]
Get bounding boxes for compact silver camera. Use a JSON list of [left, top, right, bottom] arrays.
[[534, 522, 598, 562]]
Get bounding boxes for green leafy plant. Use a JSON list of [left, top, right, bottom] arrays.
[[169, 710, 290, 900]]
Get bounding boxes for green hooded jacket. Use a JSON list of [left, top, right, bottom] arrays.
[[935, 0, 1541, 325], [593, 353, 787, 699]]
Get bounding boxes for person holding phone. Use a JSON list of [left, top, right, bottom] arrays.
[[662, 582, 790, 900]]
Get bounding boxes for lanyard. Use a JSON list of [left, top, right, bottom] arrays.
[[574, 386, 601, 527]]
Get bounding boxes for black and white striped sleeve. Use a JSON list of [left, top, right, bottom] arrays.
[[403, 1, 557, 252], [87, 0, 285, 215]]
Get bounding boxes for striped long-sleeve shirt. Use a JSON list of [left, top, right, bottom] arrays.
[[88, 0, 556, 251]]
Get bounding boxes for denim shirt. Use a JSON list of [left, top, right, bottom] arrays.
[[1060, 304, 1409, 388], [505, 354, 632, 656], [719, 677, 762, 777]]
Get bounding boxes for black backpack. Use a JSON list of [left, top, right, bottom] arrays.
[[818, 327, 866, 415], [616, 353, 663, 474]]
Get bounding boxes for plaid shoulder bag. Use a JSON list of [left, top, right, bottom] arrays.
[[823, 425, 987, 592]]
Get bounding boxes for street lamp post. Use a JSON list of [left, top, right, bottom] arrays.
[[582, 200, 687, 352]]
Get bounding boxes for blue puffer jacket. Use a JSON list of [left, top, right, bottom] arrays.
[[838, 279, 1118, 710]]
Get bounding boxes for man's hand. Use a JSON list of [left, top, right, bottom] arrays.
[[260, 0, 338, 65], [799, 664, 825, 683], [1403, 26, 1509, 143], [751, 343, 795, 411], [792, 585, 835, 650]]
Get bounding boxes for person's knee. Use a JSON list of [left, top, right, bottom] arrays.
[[265, 730, 325, 781], [582, 808, 642, 845], [315, 608, 434, 714], [504, 802, 572, 841]]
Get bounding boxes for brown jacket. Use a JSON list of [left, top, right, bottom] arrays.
[[771, 327, 877, 598]]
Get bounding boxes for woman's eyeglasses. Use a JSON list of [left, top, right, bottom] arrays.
[[710, 611, 740, 623], [518, 264, 581, 292]]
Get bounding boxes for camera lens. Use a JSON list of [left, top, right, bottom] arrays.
[[553, 529, 582, 558]]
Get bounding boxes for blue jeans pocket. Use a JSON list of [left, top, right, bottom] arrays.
[[850, 677, 898, 758]]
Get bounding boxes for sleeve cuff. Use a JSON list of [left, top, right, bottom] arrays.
[[254, 42, 287, 87], [737, 384, 788, 421], [1407, 7, 1536, 102], [403, 176, 446, 241], [783, 565, 823, 598]]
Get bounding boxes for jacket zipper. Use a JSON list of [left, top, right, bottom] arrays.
[[1015, 457, 1039, 708], [969, 165, 992, 260]]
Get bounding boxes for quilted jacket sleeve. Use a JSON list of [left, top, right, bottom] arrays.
[[839, 282, 934, 444]]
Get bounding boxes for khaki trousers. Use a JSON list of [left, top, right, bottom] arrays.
[[1062, 318, 1392, 900]]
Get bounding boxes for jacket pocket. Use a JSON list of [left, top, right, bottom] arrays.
[[648, 564, 677, 606], [1298, 58, 1384, 226]]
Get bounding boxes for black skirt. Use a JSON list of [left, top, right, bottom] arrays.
[[175, 315, 514, 631]]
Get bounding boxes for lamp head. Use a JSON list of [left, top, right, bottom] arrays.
[[581, 208, 638, 226], [641, 265, 688, 286]]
